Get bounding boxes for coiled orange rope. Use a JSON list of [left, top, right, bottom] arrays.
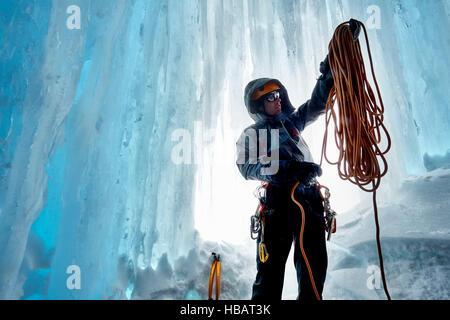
[[320, 20, 392, 300]]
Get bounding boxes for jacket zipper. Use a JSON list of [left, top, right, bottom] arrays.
[[281, 120, 310, 161]]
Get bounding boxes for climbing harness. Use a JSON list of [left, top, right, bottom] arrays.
[[208, 252, 221, 300], [321, 19, 392, 300]]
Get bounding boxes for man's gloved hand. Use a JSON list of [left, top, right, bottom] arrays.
[[319, 55, 330, 75], [288, 161, 322, 184], [318, 55, 333, 83], [349, 18, 361, 42]]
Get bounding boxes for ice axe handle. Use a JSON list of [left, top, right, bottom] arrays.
[[327, 215, 335, 241]]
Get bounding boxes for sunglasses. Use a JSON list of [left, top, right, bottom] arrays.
[[265, 91, 280, 102]]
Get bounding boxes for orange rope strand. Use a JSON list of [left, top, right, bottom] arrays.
[[291, 182, 321, 300]]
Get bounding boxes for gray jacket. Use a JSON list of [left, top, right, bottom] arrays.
[[236, 60, 334, 185]]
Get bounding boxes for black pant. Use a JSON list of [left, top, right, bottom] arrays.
[[251, 183, 328, 300]]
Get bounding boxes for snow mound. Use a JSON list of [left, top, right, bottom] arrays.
[[324, 169, 450, 299]]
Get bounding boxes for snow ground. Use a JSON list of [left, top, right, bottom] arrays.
[[186, 169, 450, 300]]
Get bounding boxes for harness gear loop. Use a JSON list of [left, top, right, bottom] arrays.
[[291, 182, 321, 301], [208, 253, 221, 300], [322, 19, 391, 300]]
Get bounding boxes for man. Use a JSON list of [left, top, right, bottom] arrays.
[[235, 56, 334, 300]]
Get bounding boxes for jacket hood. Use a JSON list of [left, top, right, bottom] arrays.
[[244, 78, 295, 123]]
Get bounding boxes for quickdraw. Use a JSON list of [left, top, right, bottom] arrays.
[[317, 183, 337, 241], [251, 183, 270, 263], [250, 203, 269, 263], [250, 203, 261, 240], [258, 209, 269, 263]]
